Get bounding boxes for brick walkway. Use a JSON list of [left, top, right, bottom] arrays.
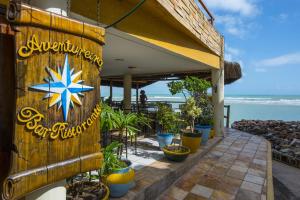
[[159, 129, 272, 200]]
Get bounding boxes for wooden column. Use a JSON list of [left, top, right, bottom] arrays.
[[109, 80, 113, 106], [136, 83, 139, 112], [123, 74, 132, 112]]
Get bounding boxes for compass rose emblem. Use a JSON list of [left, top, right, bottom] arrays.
[[30, 54, 94, 121]]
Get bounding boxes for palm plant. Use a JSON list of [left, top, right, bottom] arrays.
[[100, 141, 127, 176], [112, 110, 151, 138], [100, 103, 117, 133]]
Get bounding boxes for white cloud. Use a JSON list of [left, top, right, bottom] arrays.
[[256, 52, 300, 67], [204, 0, 258, 17], [225, 45, 240, 61], [225, 44, 241, 61], [215, 14, 257, 38], [227, 46, 241, 56]]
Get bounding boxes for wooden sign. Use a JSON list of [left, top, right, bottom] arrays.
[[0, 2, 105, 199]]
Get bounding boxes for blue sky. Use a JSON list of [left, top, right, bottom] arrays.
[[205, 0, 300, 95], [103, 0, 300, 96]]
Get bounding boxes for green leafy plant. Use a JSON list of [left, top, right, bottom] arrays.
[[180, 97, 202, 132], [197, 97, 213, 125], [168, 76, 213, 127], [112, 110, 151, 138], [100, 141, 127, 176], [168, 76, 211, 101], [100, 102, 117, 133], [156, 103, 181, 133], [100, 102, 151, 138]]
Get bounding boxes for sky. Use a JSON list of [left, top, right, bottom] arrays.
[[103, 0, 300, 97], [203, 0, 300, 95]]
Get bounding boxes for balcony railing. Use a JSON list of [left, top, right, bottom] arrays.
[[196, 0, 215, 25]]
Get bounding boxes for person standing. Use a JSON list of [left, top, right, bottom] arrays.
[[139, 90, 148, 109]]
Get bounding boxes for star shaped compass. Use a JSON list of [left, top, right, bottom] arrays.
[[30, 54, 94, 121]]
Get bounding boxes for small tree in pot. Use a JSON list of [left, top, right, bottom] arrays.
[[180, 97, 202, 133], [156, 103, 180, 148], [168, 76, 212, 152]]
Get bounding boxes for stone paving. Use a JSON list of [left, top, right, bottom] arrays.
[[122, 137, 164, 171], [159, 129, 272, 200]]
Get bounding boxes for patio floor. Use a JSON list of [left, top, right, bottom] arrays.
[[113, 128, 273, 200], [159, 129, 273, 200], [121, 136, 164, 171]]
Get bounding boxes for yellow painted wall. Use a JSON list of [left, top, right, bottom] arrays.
[[71, 0, 220, 69], [0, 0, 8, 6]]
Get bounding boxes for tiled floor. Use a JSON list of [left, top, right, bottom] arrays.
[[122, 137, 164, 170], [159, 129, 270, 200]]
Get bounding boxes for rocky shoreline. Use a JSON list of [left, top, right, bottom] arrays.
[[232, 120, 300, 166]]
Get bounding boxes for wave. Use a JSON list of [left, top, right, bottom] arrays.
[[225, 98, 300, 106], [225, 97, 273, 100]]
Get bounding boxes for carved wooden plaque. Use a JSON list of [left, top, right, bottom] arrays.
[[1, 2, 105, 199]]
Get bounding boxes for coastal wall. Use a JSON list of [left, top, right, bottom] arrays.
[[157, 0, 222, 56], [232, 120, 300, 168]]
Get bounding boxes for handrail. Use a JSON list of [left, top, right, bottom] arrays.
[[197, 0, 215, 25], [224, 105, 230, 128]]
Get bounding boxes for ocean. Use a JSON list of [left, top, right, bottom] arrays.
[[109, 95, 300, 126]]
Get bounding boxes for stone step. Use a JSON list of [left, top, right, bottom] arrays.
[[114, 137, 222, 200]]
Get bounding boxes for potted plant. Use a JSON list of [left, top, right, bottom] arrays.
[[168, 77, 210, 152], [195, 95, 214, 145], [100, 142, 135, 198], [168, 76, 213, 146], [180, 97, 202, 153], [156, 103, 180, 148], [100, 103, 117, 147], [66, 179, 110, 200], [112, 109, 151, 140], [162, 145, 190, 162]]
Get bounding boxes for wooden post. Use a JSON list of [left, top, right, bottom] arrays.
[[226, 105, 230, 128], [136, 83, 139, 112], [123, 74, 132, 112], [110, 80, 113, 106]]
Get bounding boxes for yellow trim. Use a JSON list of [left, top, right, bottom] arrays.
[[162, 145, 190, 155], [71, 0, 220, 69], [107, 168, 135, 184]]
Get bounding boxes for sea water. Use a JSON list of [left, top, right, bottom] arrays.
[[108, 94, 300, 126], [225, 95, 300, 125]]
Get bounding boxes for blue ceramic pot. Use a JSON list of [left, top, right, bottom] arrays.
[[157, 133, 174, 148], [195, 125, 211, 145]]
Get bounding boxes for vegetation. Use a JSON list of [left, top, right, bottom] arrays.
[[180, 97, 202, 132], [100, 103, 117, 133], [156, 103, 181, 134], [168, 76, 211, 100], [100, 141, 127, 176], [168, 76, 213, 127], [197, 96, 214, 125], [100, 102, 151, 138]]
